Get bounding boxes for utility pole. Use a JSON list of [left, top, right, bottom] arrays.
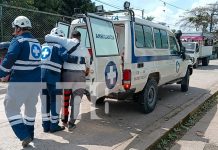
[[210, 6, 215, 33], [142, 9, 144, 19], [208, 3, 218, 32]]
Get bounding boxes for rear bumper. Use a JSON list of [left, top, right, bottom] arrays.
[[106, 88, 136, 100]]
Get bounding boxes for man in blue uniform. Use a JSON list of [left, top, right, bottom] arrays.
[[41, 27, 85, 133], [45, 30, 90, 131], [0, 16, 41, 147]]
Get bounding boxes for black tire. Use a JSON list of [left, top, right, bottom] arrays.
[[133, 92, 141, 102], [202, 57, 209, 66], [181, 69, 190, 92], [139, 79, 158, 114], [96, 97, 105, 105]]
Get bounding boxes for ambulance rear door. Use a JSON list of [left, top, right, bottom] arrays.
[[85, 13, 122, 99]]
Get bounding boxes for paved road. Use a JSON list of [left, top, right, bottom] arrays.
[[0, 60, 218, 150]]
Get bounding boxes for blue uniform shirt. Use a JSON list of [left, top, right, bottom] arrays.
[[0, 32, 41, 82], [41, 42, 85, 85]]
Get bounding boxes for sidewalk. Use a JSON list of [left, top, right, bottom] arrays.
[[171, 103, 218, 150]]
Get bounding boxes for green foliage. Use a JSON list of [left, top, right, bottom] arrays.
[[33, 0, 61, 13], [0, 5, 61, 43], [146, 16, 155, 21], [178, 3, 218, 32], [2, 0, 36, 9], [2, 0, 96, 15], [59, 0, 95, 16], [0, 0, 96, 42]]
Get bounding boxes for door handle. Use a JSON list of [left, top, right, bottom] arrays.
[[137, 63, 144, 68]]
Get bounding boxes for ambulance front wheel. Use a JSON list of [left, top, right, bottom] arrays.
[[181, 69, 190, 92], [193, 62, 198, 68], [139, 79, 158, 114]]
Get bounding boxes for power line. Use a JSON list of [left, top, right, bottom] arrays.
[[94, 0, 151, 13], [94, 0, 146, 18], [159, 0, 189, 12], [94, 0, 122, 10]]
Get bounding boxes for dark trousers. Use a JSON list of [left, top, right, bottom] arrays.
[[41, 83, 61, 130]]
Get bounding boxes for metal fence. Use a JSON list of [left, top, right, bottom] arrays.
[[0, 4, 73, 43]]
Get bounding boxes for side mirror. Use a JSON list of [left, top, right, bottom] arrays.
[[180, 46, 186, 59], [196, 48, 199, 53]]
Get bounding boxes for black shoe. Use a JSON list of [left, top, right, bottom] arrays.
[[30, 133, 34, 141], [68, 122, 76, 132], [43, 128, 50, 133], [22, 137, 32, 148], [50, 126, 65, 133]]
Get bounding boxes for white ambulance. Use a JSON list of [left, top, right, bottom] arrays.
[[58, 9, 193, 113]]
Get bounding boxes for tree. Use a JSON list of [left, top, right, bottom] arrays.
[[59, 0, 95, 16], [2, 0, 36, 9], [145, 16, 154, 21], [178, 3, 218, 32], [33, 0, 61, 13]]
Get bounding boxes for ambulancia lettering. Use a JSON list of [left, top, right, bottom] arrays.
[[96, 34, 115, 40]]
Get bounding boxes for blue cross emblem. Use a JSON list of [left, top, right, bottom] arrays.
[[31, 44, 41, 59], [105, 61, 118, 89], [41, 47, 51, 59]]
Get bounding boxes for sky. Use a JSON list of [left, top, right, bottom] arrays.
[[92, 0, 218, 31]]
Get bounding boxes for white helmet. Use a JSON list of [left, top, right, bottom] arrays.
[[50, 27, 65, 37], [12, 16, 32, 28]]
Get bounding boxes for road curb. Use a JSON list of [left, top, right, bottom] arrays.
[[126, 84, 218, 150]]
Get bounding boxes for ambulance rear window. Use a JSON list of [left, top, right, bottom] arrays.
[[90, 17, 119, 56], [75, 27, 90, 48]]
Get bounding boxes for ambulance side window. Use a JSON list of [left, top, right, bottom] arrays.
[[169, 36, 179, 55], [135, 24, 144, 48], [154, 29, 162, 48], [143, 25, 154, 48], [134, 24, 154, 48], [160, 30, 169, 49], [154, 28, 169, 49]]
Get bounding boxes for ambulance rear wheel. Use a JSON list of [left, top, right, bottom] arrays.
[[139, 79, 158, 114], [96, 97, 105, 105]]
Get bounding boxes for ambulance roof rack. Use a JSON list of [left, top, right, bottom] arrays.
[[72, 9, 135, 23], [94, 9, 135, 22]]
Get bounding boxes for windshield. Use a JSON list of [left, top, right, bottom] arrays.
[[182, 42, 195, 50]]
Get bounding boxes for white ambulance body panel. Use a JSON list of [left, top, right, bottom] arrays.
[[57, 10, 192, 113]]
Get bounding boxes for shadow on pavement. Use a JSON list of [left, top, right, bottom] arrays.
[[195, 65, 218, 71], [28, 85, 212, 149], [0, 82, 213, 149], [26, 135, 88, 150]]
